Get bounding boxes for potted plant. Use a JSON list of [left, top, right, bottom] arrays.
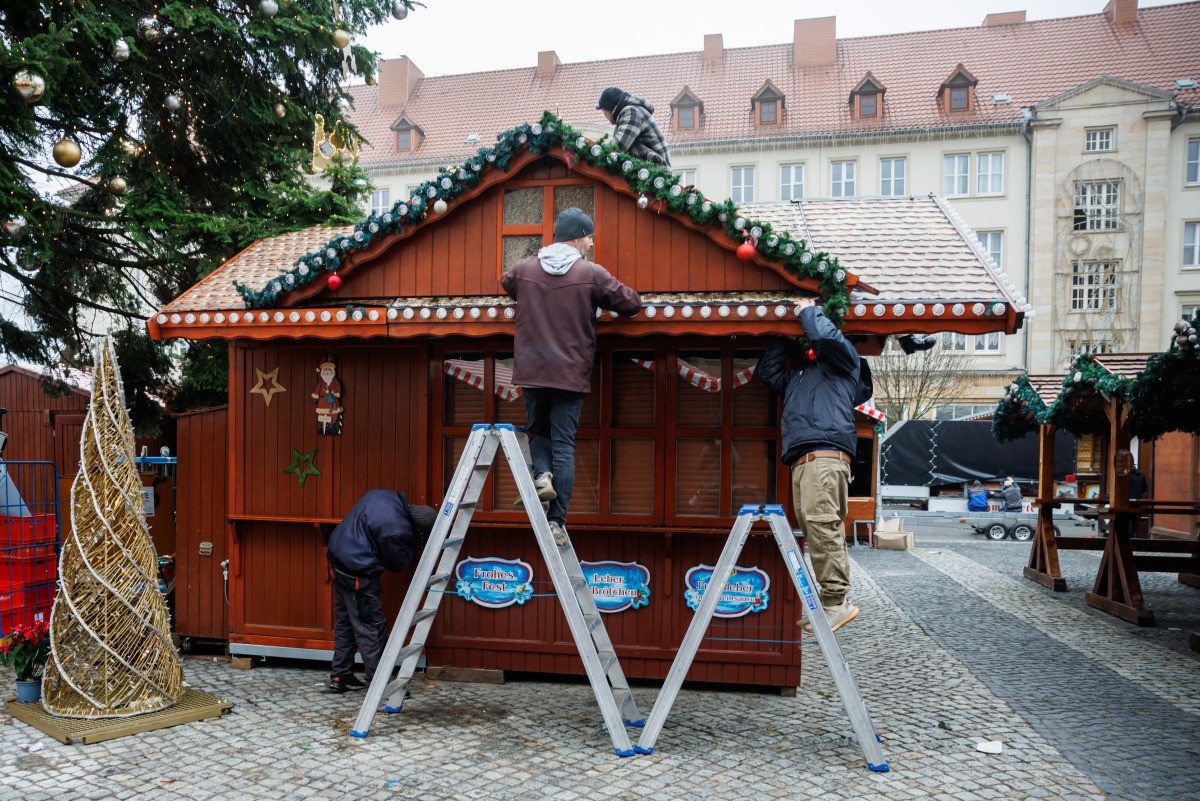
[[1, 619, 51, 702]]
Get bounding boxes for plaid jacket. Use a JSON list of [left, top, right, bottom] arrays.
[[611, 95, 671, 166]]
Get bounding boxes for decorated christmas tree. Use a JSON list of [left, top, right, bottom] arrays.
[[41, 337, 183, 717]]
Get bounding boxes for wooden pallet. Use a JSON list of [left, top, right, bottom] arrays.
[[3, 688, 233, 744]]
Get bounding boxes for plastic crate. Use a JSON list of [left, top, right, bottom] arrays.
[[0, 554, 58, 588], [0, 514, 58, 546], [0, 600, 52, 634]]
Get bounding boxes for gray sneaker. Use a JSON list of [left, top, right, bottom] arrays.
[[548, 521, 569, 546], [534, 472, 557, 502]]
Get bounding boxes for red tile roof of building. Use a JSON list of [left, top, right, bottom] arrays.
[[347, 2, 1199, 167]]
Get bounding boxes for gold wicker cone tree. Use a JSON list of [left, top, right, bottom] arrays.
[[41, 337, 183, 717]]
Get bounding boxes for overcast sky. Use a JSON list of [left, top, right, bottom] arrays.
[[361, 0, 1180, 78]]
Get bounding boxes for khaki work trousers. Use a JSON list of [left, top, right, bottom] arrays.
[[790, 457, 851, 607]]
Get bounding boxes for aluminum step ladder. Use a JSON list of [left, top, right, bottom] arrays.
[[350, 423, 644, 756], [635, 503, 889, 772]]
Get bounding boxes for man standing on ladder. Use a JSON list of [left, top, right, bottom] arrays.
[[326, 490, 437, 693], [501, 208, 642, 545], [758, 298, 872, 632]]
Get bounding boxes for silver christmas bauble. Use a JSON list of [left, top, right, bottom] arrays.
[[274, 102, 286, 118], [121, 139, 138, 156], [12, 69, 46, 103], [137, 16, 165, 43], [112, 38, 131, 62], [260, 0, 279, 16], [108, 176, 127, 195], [432, 199, 448, 215], [391, 1, 409, 20], [165, 93, 181, 111], [2, 216, 28, 238], [637, 195, 649, 209]]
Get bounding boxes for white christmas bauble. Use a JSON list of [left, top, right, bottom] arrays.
[[273, 103, 286, 118], [112, 38, 131, 62], [637, 195, 649, 209], [2, 216, 28, 238], [12, 69, 46, 103], [433, 199, 448, 214], [108, 176, 127, 195], [165, 93, 181, 111], [392, 1, 409, 20], [260, 0, 279, 16]]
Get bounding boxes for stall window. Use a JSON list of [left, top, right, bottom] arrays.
[[500, 183, 595, 274]]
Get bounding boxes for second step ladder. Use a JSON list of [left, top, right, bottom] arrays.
[[350, 423, 644, 756]]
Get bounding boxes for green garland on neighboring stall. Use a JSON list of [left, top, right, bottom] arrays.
[[991, 374, 1049, 444], [233, 111, 857, 323], [991, 313, 1200, 443]]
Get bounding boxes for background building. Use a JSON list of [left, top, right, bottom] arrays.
[[341, 0, 1200, 418]]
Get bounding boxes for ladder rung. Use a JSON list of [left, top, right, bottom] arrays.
[[585, 614, 602, 633], [571, 577, 589, 594], [443, 536, 465, 549], [412, 608, 437, 624], [598, 651, 617, 675], [397, 643, 424, 663], [426, 572, 451, 589], [383, 675, 410, 698]]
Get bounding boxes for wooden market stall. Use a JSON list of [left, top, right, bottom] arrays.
[[149, 115, 1022, 688], [993, 342, 1200, 650]]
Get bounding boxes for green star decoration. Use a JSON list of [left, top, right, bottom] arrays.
[[283, 447, 321, 487]]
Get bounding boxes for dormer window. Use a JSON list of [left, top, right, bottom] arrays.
[[849, 72, 886, 120], [751, 80, 785, 128], [938, 64, 978, 114], [670, 87, 704, 132], [390, 114, 424, 153]]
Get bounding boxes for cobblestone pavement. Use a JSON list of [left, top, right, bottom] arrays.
[[2, 524, 1197, 801]]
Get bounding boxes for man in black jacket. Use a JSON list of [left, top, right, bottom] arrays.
[[326, 489, 436, 692], [758, 298, 872, 632]]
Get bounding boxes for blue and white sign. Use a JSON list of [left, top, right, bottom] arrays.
[[580, 560, 651, 613], [683, 564, 771, 618], [455, 557, 534, 608]]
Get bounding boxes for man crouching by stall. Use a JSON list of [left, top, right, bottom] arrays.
[[326, 490, 436, 693]]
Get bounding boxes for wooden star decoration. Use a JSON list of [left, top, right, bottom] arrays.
[[283, 447, 321, 487], [249, 367, 287, 407]]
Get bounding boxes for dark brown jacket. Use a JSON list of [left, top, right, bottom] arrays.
[[501, 251, 642, 393]]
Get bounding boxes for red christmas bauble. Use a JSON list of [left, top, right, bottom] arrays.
[[736, 240, 756, 261], [327, 273, 343, 290]]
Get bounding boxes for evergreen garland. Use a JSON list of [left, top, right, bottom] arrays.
[[991, 374, 1047, 444], [235, 111, 855, 323]]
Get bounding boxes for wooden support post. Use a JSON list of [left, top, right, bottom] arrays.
[[1025, 425, 1066, 591], [1084, 400, 1153, 625]]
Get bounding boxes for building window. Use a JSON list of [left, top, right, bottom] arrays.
[[976, 151, 1004, 195], [974, 331, 1001, 353], [859, 94, 877, 117], [944, 154, 969, 196], [1070, 260, 1119, 311], [759, 101, 777, 125], [396, 130, 412, 151], [1085, 128, 1115, 152], [677, 168, 697, 188], [1068, 338, 1114, 358], [677, 107, 695, 130], [950, 87, 969, 111], [880, 158, 905, 196], [780, 163, 804, 201], [1184, 222, 1200, 268], [369, 189, 390, 215], [1182, 303, 1199, 321], [941, 332, 967, 352], [1189, 138, 1200, 185], [831, 161, 856, 197], [976, 230, 1003, 268], [932, 403, 994, 421], [1073, 181, 1121, 231], [731, 166, 755, 204]]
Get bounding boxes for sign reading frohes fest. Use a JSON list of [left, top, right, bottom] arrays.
[[454, 557, 652, 612]]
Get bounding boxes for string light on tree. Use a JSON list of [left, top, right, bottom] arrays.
[[53, 137, 82, 168]]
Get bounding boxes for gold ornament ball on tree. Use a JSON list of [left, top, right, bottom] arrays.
[[12, 69, 46, 103], [332, 29, 351, 49], [273, 102, 287, 118], [53, 137, 82, 168], [108, 176, 127, 195], [365, 75, 376, 86]]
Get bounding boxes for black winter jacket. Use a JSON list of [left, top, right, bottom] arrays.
[[327, 489, 421, 577], [758, 307, 870, 465]]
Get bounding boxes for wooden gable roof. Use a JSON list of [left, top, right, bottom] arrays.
[[149, 115, 1024, 344]]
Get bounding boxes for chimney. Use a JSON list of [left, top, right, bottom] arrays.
[[537, 50, 560, 79], [703, 33, 723, 66], [794, 17, 836, 68], [1104, 0, 1137, 26], [982, 10, 1026, 26], [378, 56, 425, 107]]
